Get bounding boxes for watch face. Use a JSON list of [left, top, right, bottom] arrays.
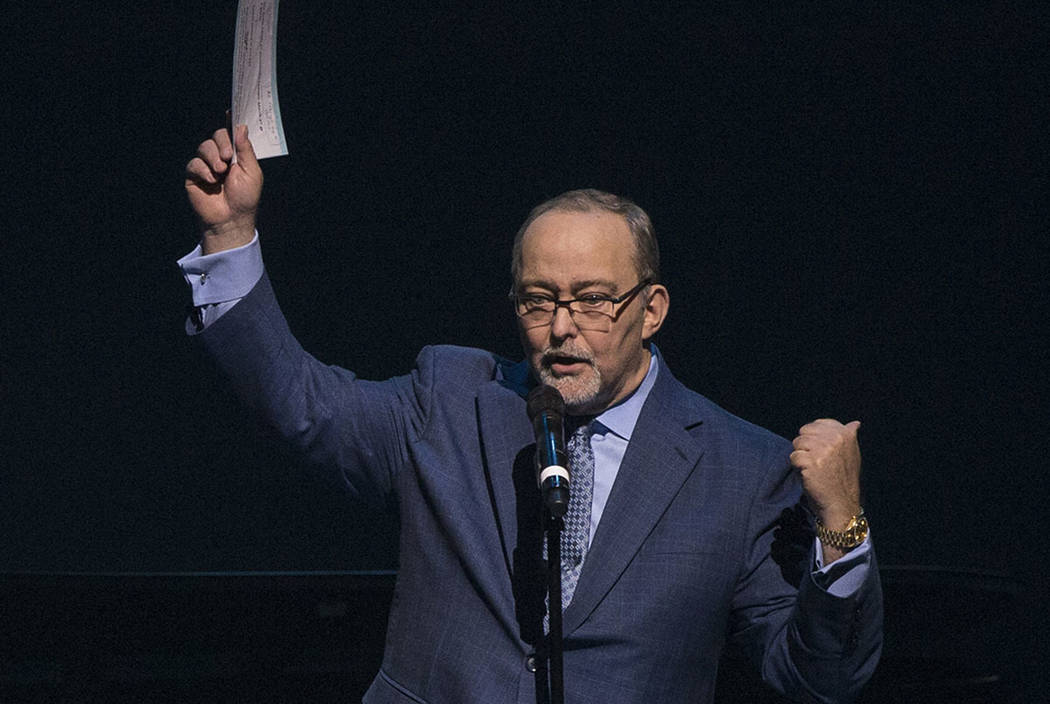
[[851, 517, 869, 543]]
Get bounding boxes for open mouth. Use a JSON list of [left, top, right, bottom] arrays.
[[544, 354, 591, 376]]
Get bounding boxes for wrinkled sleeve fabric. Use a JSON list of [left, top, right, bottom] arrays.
[[729, 450, 883, 704], [193, 268, 434, 504]]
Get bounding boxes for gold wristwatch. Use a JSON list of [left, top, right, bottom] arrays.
[[815, 510, 869, 550]]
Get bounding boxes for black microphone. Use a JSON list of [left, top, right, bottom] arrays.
[[526, 385, 570, 517]]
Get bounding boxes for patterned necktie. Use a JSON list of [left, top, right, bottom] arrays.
[[560, 419, 595, 610]]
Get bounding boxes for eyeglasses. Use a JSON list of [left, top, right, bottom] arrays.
[[510, 279, 651, 332]]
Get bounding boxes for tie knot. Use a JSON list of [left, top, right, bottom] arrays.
[[565, 415, 593, 436]]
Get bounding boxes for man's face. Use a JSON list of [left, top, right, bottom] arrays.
[[515, 209, 666, 415]]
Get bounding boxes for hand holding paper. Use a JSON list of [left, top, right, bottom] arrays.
[[184, 125, 262, 254]]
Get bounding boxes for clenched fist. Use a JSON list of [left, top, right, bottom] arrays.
[[790, 418, 863, 562]]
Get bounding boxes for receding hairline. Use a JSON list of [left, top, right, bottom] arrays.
[[510, 189, 660, 287]]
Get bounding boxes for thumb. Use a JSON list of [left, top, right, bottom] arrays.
[[233, 124, 260, 174]]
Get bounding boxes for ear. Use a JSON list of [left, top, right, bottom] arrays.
[[641, 284, 669, 341]]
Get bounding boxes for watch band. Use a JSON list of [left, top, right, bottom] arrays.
[[815, 510, 869, 550]]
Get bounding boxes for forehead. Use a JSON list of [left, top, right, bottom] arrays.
[[518, 209, 636, 287]]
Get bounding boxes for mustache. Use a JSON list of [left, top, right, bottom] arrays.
[[540, 345, 595, 366]]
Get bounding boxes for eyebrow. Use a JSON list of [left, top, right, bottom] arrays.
[[518, 278, 621, 295]]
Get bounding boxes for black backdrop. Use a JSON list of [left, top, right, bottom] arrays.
[[4, 0, 1047, 668]]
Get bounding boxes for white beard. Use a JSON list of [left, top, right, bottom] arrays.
[[539, 363, 602, 413]]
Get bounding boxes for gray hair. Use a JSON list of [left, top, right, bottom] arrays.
[[510, 189, 661, 286]]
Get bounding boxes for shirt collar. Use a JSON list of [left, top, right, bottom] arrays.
[[591, 349, 660, 441]]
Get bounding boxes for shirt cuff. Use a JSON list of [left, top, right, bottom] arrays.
[[177, 232, 264, 333], [177, 231, 263, 306], [810, 535, 872, 598]]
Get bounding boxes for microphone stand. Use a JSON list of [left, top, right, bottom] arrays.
[[545, 510, 564, 704]]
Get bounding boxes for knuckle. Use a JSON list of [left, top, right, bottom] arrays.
[[186, 158, 209, 181]]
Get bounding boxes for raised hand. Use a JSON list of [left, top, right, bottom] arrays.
[[790, 418, 864, 561], [184, 124, 263, 254]]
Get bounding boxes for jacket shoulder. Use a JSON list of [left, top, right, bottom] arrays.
[[658, 367, 792, 466], [410, 345, 529, 399], [414, 345, 513, 380]]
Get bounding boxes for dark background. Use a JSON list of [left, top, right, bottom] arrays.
[[3, 2, 1047, 698]]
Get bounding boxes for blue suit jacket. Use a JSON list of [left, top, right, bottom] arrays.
[[201, 273, 881, 703]]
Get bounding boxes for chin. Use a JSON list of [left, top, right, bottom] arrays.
[[539, 367, 603, 414]]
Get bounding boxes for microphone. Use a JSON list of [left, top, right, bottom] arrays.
[[526, 385, 570, 517]]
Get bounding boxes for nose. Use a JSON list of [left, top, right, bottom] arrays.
[[549, 304, 579, 341]]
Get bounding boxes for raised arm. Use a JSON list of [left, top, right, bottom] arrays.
[[179, 123, 438, 506]]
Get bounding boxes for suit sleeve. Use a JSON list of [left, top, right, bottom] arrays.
[[728, 446, 883, 704], [197, 271, 433, 504]]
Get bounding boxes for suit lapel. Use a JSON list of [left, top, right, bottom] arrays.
[[563, 363, 705, 634], [474, 363, 535, 582]]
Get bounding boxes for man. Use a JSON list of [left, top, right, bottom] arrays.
[[181, 126, 881, 703]]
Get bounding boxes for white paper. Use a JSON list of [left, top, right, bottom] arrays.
[[232, 0, 287, 159]]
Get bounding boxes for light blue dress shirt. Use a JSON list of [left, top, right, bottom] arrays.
[[179, 234, 871, 595]]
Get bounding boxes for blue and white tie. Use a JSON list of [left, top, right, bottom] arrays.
[[560, 420, 595, 610]]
